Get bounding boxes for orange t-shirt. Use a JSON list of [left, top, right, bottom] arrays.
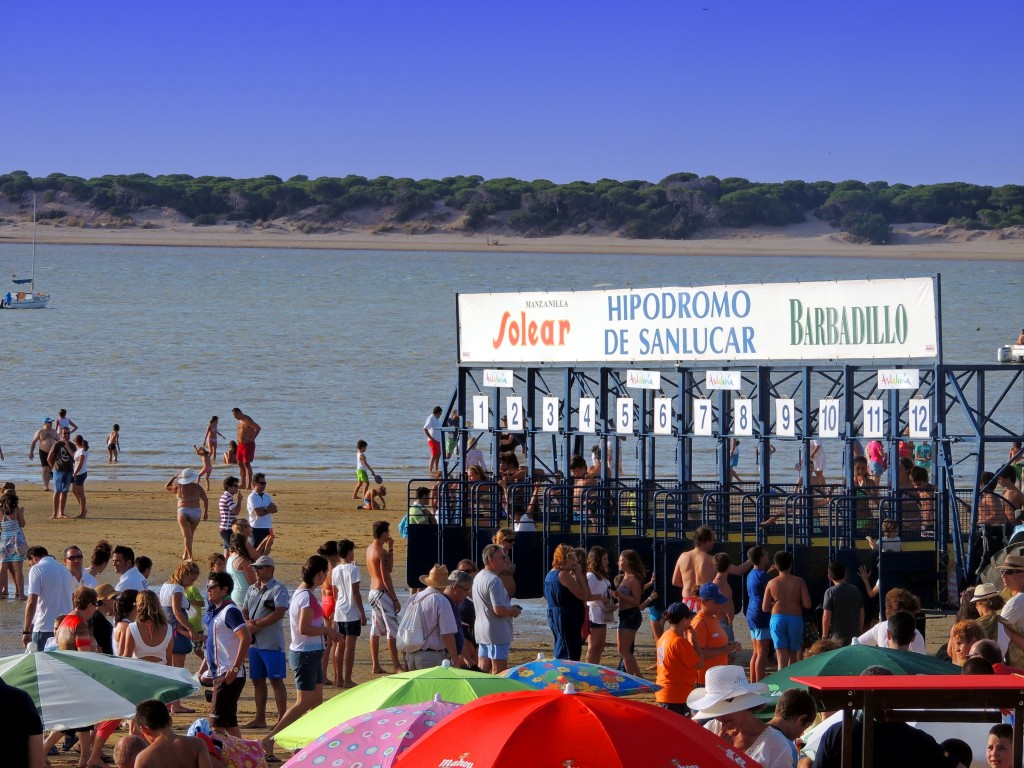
[[655, 629, 701, 704], [692, 610, 729, 684]]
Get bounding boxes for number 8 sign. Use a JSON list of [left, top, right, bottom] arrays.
[[734, 399, 753, 437]]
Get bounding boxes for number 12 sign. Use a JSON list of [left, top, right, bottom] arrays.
[[907, 398, 931, 438]]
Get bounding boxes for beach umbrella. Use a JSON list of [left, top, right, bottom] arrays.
[[0, 650, 199, 731], [282, 694, 460, 768], [761, 645, 959, 697], [394, 684, 762, 768], [273, 660, 532, 751], [502, 653, 661, 696]]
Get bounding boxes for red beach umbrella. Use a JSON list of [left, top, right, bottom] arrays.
[[394, 684, 762, 768]]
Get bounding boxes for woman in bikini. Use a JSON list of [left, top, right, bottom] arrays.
[[165, 468, 208, 561], [124, 590, 172, 665]]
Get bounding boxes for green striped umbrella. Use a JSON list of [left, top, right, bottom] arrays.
[[274, 661, 533, 750], [0, 651, 199, 730]]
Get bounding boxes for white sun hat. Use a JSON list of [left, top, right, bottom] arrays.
[[177, 468, 199, 484], [686, 664, 773, 719]]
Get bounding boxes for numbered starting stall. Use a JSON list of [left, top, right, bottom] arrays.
[[403, 276, 1024, 621]]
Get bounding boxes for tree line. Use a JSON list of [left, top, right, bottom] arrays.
[[1, 170, 1021, 245]]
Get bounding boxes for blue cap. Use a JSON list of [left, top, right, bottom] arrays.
[[43, 417, 53, 423], [664, 602, 696, 622], [698, 583, 729, 604]]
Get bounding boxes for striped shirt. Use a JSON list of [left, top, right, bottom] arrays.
[[219, 491, 238, 531]]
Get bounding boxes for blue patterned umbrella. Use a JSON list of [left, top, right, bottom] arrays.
[[502, 654, 660, 697]]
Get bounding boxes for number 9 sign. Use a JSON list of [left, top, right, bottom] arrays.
[[775, 399, 795, 437]]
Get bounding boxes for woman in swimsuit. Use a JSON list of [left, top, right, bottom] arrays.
[[72, 435, 90, 518], [165, 468, 209, 561], [204, 416, 225, 457], [123, 590, 172, 665]]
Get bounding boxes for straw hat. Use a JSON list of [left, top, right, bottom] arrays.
[[972, 582, 1001, 601], [686, 665, 772, 719], [419, 564, 451, 589], [95, 584, 116, 601], [998, 554, 1024, 571], [177, 468, 199, 485]]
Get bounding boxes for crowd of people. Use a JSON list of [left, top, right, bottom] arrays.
[[4, 405, 1024, 768]]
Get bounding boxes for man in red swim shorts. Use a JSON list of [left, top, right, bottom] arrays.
[[423, 406, 443, 476], [232, 407, 261, 490]]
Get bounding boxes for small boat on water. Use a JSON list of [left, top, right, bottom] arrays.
[[1, 195, 50, 309]]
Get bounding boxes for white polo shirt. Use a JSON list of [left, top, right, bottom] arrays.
[[247, 491, 274, 530], [27, 557, 75, 632]]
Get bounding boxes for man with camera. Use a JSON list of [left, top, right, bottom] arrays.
[[241, 555, 289, 730]]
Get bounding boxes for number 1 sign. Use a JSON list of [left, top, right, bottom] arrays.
[[472, 395, 489, 431]]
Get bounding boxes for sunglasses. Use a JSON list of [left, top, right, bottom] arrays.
[[66, 555, 84, 560], [207, 583, 221, 590], [1002, 570, 1024, 575], [93, 601, 103, 607]]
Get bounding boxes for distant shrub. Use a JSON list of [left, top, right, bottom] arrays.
[[192, 213, 217, 226], [840, 212, 893, 244], [36, 208, 67, 220]]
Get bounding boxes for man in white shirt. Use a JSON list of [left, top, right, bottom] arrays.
[[423, 406, 443, 476], [406, 565, 465, 670], [112, 545, 149, 592], [246, 473, 278, 550], [22, 546, 75, 650], [64, 545, 97, 588]]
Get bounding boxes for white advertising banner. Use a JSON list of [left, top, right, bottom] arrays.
[[458, 278, 937, 363]]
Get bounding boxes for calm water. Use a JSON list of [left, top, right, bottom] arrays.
[[0, 244, 1020, 484]]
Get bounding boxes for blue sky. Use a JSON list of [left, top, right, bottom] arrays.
[[5, 1, 1021, 186]]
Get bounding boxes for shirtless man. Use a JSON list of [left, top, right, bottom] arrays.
[[366, 520, 402, 674], [672, 526, 753, 609], [568, 454, 596, 524], [29, 417, 58, 491], [977, 471, 1012, 526], [997, 466, 1024, 511], [231, 408, 260, 490], [762, 550, 812, 670], [134, 698, 213, 768]]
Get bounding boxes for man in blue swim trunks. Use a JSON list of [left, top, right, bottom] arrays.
[[761, 550, 811, 671]]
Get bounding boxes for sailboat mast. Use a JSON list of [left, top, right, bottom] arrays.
[[31, 194, 37, 288]]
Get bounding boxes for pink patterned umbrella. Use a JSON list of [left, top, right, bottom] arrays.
[[282, 695, 460, 768]]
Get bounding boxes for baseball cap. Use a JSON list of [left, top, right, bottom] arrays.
[[698, 583, 729, 604]]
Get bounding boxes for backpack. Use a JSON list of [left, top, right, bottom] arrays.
[[398, 514, 409, 539], [396, 593, 425, 653]]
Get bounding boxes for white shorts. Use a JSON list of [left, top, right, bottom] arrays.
[[368, 589, 398, 639]]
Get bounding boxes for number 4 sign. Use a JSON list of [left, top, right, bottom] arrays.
[[578, 397, 596, 433]]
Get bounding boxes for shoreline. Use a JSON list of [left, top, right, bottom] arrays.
[[1, 220, 1022, 259]]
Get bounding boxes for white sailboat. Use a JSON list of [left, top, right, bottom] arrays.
[[2, 195, 50, 309]]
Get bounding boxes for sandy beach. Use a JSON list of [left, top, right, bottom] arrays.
[[1, 216, 1022, 260], [4, 478, 960, 766]]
